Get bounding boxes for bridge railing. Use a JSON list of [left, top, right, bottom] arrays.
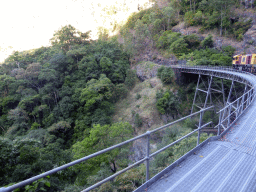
[[217, 85, 255, 134], [176, 64, 256, 134], [0, 106, 213, 192], [178, 64, 256, 77]]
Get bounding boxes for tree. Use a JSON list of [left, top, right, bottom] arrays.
[[162, 6, 175, 30], [50, 25, 90, 53], [15, 63, 42, 91], [80, 74, 114, 114], [170, 0, 182, 17], [100, 57, 112, 74], [183, 34, 200, 50], [170, 38, 189, 57], [134, 20, 150, 53], [0, 74, 16, 97], [210, 0, 234, 36], [156, 90, 178, 119], [72, 122, 133, 185], [201, 35, 214, 48], [157, 66, 175, 84]]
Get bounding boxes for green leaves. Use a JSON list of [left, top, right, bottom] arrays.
[[157, 66, 175, 84], [80, 74, 114, 111], [156, 90, 178, 119], [24, 176, 50, 192], [72, 122, 133, 185], [201, 35, 214, 48], [50, 25, 90, 53], [1, 23, 131, 190], [100, 57, 112, 73]]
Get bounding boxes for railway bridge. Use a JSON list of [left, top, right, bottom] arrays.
[[1, 65, 256, 192], [135, 66, 256, 192]]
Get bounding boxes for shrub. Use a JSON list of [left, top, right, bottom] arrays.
[[170, 38, 189, 57], [201, 35, 214, 48], [136, 93, 141, 100], [166, 32, 182, 46], [233, 19, 252, 41], [157, 66, 175, 84], [203, 11, 219, 30], [134, 113, 143, 127], [184, 11, 195, 26], [197, 58, 213, 66], [156, 30, 173, 49], [31, 122, 40, 130], [183, 34, 201, 51], [113, 84, 128, 100], [156, 91, 178, 118], [157, 35, 169, 49], [124, 69, 136, 88], [194, 10, 203, 25], [222, 45, 236, 57]]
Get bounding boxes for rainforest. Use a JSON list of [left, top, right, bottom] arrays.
[[0, 0, 255, 191]]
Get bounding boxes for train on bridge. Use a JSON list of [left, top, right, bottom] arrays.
[[232, 54, 256, 72]]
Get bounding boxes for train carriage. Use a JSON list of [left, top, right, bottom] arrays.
[[232, 54, 256, 73]]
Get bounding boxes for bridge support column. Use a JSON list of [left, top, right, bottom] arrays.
[[222, 79, 226, 105], [222, 79, 234, 124], [191, 74, 201, 115], [191, 75, 213, 113]]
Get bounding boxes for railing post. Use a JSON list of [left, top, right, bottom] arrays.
[[247, 91, 250, 106], [228, 104, 231, 126], [146, 131, 150, 181], [221, 79, 226, 105], [197, 111, 203, 146], [241, 84, 248, 112], [218, 111, 222, 135], [236, 99, 239, 119]]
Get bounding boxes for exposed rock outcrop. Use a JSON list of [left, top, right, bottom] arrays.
[[135, 61, 160, 82], [244, 24, 256, 46]]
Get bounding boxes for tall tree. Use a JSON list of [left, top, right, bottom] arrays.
[[210, 0, 234, 36], [50, 25, 90, 53]]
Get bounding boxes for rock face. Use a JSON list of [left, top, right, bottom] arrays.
[[136, 61, 160, 82], [244, 24, 256, 46]]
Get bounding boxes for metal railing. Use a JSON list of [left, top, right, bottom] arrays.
[[177, 64, 256, 78], [175, 64, 256, 135], [217, 86, 255, 134], [0, 106, 213, 192]]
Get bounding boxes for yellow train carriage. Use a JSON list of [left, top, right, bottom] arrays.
[[232, 54, 256, 73]]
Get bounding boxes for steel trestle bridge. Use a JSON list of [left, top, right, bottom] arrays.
[[1, 65, 256, 192]]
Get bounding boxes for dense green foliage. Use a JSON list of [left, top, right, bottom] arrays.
[[155, 82, 196, 119], [157, 66, 175, 84], [0, 25, 136, 190], [180, 46, 234, 66], [181, 0, 252, 39], [155, 30, 234, 66]]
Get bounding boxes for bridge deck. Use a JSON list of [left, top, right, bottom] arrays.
[[136, 69, 256, 192]]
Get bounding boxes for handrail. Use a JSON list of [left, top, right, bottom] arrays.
[[0, 106, 214, 192], [177, 64, 256, 78], [218, 88, 255, 112], [175, 64, 256, 134]]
